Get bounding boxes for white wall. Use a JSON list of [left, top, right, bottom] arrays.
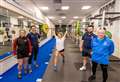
[[0, 0, 55, 38], [88, 0, 120, 58], [110, 0, 120, 58]]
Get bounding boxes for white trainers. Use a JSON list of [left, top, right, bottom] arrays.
[[79, 66, 86, 71]]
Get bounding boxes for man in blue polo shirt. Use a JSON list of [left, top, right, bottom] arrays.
[[88, 29, 114, 82], [80, 25, 96, 71], [27, 25, 40, 73]]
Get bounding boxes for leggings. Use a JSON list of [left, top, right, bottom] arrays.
[[28, 47, 38, 64], [92, 61, 108, 82]]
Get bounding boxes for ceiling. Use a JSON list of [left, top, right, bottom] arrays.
[[12, 0, 111, 24]]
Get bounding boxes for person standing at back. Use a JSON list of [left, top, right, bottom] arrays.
[[79, 25, 96, 71], [27, 25, 40, 73], [103, 27, 112, 39]]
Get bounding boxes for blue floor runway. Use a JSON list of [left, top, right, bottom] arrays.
[[0, 38, 55, 82]]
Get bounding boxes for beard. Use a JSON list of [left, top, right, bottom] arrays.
[[87, 31, 93, 34]]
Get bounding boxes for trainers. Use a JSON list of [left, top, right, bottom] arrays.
[[17, 73, 22, 79], [88, 75, 96, 81], [28, 69, 32, 74], [24, 69, 28, 74], [79, 66, 86, 71], [35, 64, 39, 68], [53, 65, 57, 71]]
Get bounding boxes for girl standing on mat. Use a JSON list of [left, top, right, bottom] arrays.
[[53, 31, 67, 71], [13, 30, 32, 79]]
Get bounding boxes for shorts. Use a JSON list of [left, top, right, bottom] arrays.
[[17, 52, 29, 59], [82, 49, 91, 57], [58, 49, 64, 53]]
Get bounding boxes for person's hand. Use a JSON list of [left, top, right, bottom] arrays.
[[29, 53, 32, 56], [80, 47, 83, 52], [90, 52, 93, 55]]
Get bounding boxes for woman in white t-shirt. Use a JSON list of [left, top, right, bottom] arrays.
[[53, 31, 67, 71]]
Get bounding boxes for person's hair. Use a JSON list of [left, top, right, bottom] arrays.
[[87, 25, 94, 29], [30, 25, 36, 30], [103, 27, 106, 31], [31, 25, 36, 28], [19, 29, 26, 34]]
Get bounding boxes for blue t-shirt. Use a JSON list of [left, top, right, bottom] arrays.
[[91, 36, 114, 65], [82, 32, 96, 49]]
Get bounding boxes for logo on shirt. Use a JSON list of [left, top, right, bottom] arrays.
[[24, 40, 27, 42], [103, 42, 108, 46]]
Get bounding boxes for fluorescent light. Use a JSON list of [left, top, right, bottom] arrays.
[[40, 7, 49, 10], [81, 6, 91, 10], [61, 6, 70, 10], [61, 16, 66, 19], [48, 16, 55, 19], [73, 16, 79, 19]]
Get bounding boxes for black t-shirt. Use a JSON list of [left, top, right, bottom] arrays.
[[82, 32, 96, 49], [16, 37, 29, 54]]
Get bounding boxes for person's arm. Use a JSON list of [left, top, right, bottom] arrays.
[[108, 40, 114, 56], [37, 33, 41, 42], [27, 39, 32, 56], [12, 39, 17, 56], [54, 31, 58, 39], [79, 34, 85, 52], [62, 31, 67, 40], [80, 40, 84, 52], [27, 33, 31, 40]]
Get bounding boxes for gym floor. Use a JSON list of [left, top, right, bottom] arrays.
[[42, 38, 120, 82]]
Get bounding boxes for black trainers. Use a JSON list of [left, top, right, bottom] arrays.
[[17, 73, 22, 79], [88, 75, 96, 81]]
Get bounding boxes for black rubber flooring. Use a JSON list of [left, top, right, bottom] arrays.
[[42, 39, 120, 82]]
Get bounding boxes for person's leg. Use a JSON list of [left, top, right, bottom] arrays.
[[53, 50, 59, 71], [88, 61, 98, 81], [101, 64, 108, 82], [28, 52, 33, 73], [17, 59, 23, 79], [92, 61, 98, 76], [33, 47, 39, 67], [60, 51, 65, 63], [23, 57, 28, 74], [80, 56, 87, 71]]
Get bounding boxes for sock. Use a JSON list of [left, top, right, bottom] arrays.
[[83, 64, 86, 67], [28, 64, 31, 69], [34, 61, 37, 65], [18, 71, 21, 74]]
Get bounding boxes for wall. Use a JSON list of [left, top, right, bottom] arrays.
[[0, 0, 55, 38], [87, 0, 120, 58]]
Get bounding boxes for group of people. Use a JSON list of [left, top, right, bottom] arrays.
[[79, 25, 114, 82], [12, 24, 114, 82], [49, 25, 114, 82], [13, 26, 40, 79]]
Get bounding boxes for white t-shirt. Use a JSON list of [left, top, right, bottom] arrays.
[[55, 36, 65, 51]]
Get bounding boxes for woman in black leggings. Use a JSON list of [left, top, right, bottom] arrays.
[[89, 29, 114, 82]]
